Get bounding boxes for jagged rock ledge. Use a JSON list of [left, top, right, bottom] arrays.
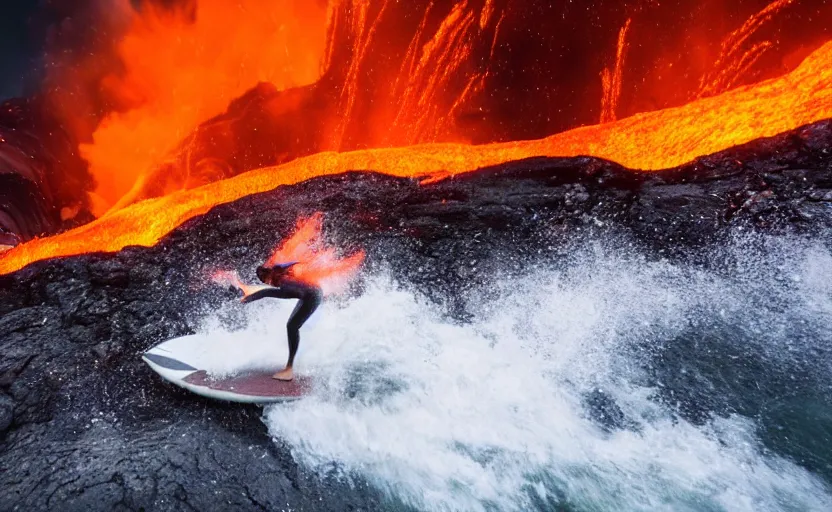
[[0, 119, 831, 511]]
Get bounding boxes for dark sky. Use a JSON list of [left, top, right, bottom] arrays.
[[0, 1, 42, 99]]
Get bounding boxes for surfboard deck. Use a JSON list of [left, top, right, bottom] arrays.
[[142, 335, 313, 404], [183, 370, 311, 399]]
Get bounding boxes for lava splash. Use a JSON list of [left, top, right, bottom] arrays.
[[263, 213, 364, 294], [213, 213, 364, 297]]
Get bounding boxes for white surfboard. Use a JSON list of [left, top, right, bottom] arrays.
[[142, 334, 312, 404]]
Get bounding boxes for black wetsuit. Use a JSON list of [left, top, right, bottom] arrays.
[[242, 278, 323, 367]]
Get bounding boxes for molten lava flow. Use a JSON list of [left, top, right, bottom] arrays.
[[81, 0, 329, 216], [329, 0, 501, 149], [698, 0, 795, 98], [330, 0, 392, 149], [264, 213, 365, 294], [600, 18, 632, 124], [1, 40, 831, 276], [388, 0, 503, 145], [390, 1, 478, 144], [480, 0, 494, 30]]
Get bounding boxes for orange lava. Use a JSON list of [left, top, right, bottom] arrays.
[[98, 0, 501, 209], [600, 18, 632, 124], [330, 0, 392, 149], [698, 0, 795, 98], [81, 0, 329, 216], [1, 40, 831, 276], [392, 1, 478, 143], [333, 0, 500, 148]]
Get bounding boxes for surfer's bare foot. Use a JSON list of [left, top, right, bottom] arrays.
[[273, 367, 293, 381]]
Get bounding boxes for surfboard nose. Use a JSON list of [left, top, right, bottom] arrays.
[[142, 335, 312, 403], [143, 353, 198, 372]]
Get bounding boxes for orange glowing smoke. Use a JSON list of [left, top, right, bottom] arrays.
[[600, 18, 632, 124], [264, 213, 365, 294], [82, 0, 329, 216], [698, 0, 795, 98], [1, 40, 831, 276]]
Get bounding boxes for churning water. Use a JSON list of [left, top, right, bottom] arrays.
[[195, 234, 832, 511]]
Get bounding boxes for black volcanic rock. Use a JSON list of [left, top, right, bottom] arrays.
[[1, 119, 831, 510]]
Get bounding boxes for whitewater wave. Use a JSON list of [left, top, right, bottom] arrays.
[[193, 234, 832, 511]]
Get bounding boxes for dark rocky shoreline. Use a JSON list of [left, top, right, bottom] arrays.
[[1, 119, 831, 511]]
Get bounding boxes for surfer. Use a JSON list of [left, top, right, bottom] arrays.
[[240, 263, 323, 381]]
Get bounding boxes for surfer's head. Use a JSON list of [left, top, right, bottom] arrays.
[[255, 265, 271, 283], [256, 262, 297, 284]]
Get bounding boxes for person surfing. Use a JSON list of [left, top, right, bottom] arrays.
[[240, 263, 323, 381], [216, 213, 364, 382]]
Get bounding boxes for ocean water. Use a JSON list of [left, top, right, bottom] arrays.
[[193, 234, 832, 511]]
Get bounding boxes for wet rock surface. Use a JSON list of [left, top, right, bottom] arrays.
[[1, 120, 831, 510]]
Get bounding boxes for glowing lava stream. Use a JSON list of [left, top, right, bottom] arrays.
[[1, 41, 831, 275]]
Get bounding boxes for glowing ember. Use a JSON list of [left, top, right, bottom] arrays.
[[1, 41, 831, 276], [264, 213, 365, 294]]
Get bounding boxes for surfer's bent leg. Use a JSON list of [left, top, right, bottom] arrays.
[[241, 278, 322, 381], [285, 288, 323, 368]]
